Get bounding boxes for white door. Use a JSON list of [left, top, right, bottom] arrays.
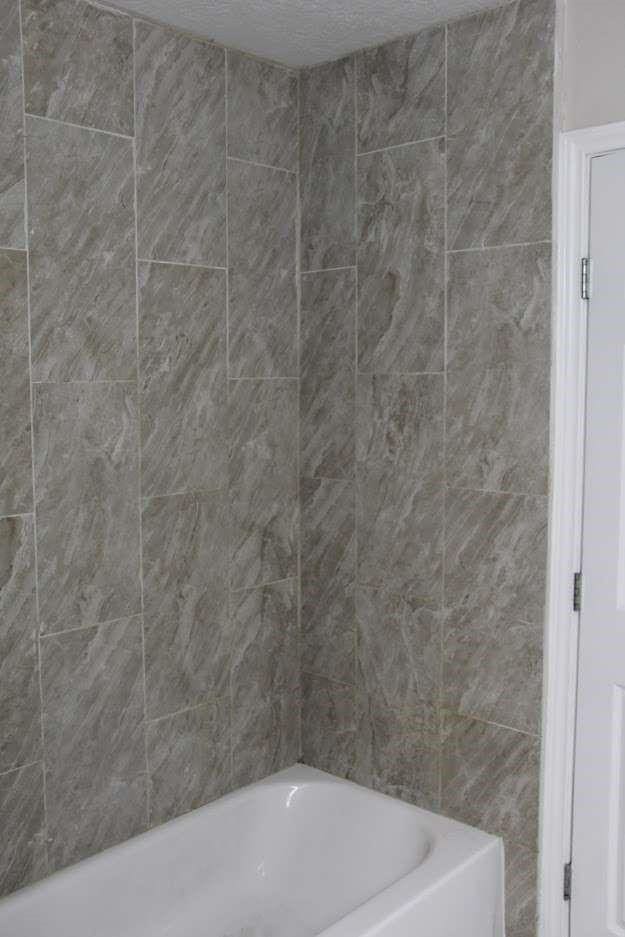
[[571, 147, 625, 937]]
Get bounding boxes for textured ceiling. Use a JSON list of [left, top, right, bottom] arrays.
[[110, 0, 506, 67]]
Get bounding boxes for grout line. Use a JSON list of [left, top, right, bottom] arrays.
[[24, 110, 134, 141], [0, 510, 34, 521], [131, 18, 151, 832], [39, 613, 142, 640], [447, 239, 552, 255], [230, 575, 298, 595], [18, 0, 48, 876], [439, 23, 449, 812], [226, 154, 296, 175], [352, 50, 360, 737], [356, 369, 445, 377], [229, 375, 299, 382], [295, 66, 303, 761], [440, 707, 541, 740], [446, 483, 549, 499], [137, 257, 227, 272], [146, 697, 228, 726], [357, 134, 446, 159], [0, 244, 27, 254], [32, 379, 135, 385], [0, 759, 42, 780], [301, 264, 357, 275], [142, 484, 227, 503]]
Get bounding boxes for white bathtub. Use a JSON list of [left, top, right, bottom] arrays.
[[0, 764, 504, 937]]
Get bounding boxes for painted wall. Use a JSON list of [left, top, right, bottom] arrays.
[[562, 0, 625, 130], [298, 2, 554, 935], [0, 0, 299, 895]]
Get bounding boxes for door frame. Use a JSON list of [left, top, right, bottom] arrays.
[[541, 119, 625, 937]]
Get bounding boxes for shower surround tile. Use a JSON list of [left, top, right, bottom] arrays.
[[147, 701, 231, 825], [21, 0, 133, 135], [0, 0, 25, 249], [300, 268, 356, 480], [0, 250, 32, 515], [25, 116, 136, 382], [357, 139, 444, 374], [138, 261, 227, 498], [33, 382, 141, 633], [40, 616, 146, 870], [301, 478, 355, 686], [300, 57, 355, 270], [231, 690, 299, 788], [142, 491, 229, 720], [446, 244, 551, 495], [357, 28, 445, 153], [301, 673, 356, 779], [227, 51, 297, 171], [505, 841, 538, 937], [135, 21, 226, 266], [0, 763, 46, 897], [227, 160, 297, 378], [0, 516, 40, 772]]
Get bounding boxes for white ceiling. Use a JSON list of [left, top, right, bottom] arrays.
[[111, 0, 506, 67]]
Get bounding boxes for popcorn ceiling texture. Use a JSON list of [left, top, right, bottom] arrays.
[[110, 0, 507, 66]]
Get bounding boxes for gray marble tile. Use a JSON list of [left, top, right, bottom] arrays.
[[227, 51, 297, 171], [135, 21, 226, 266], [228, 160, 297, 378], [0, 0, 25, 249], [505, 841, 538, 937], [357, 373, 444, 606], [445, 488, 548, 625], [147, 700, 230, 825], [229, 478, 298, 592], [0, 516, 40, 773], [357, 28, 445, 153], [231, 690, 299, 788], [301, 673, 356, 779], [447, 95, 552, 250], [41, 616, 147, 870], [447, 244, 551, 495], [357, 586, 441, 712], [22, 0, 133, 135], [139, 261, 227, 498], [0, 251, 32, 515], [443, 608, 542, 735], [447, 0, 554, 138], [228, 378, 298, 491], [0, 763, 46, 897], [441, 713, 540, 848], [358, 139, 444, 373], [300, 57, 356, 271], [354, 692, 440, 809], [300, 269, 355, 480], [33, 382, 141, 633], [231, 580, 298, 704], [142, 491, 229, 720], [301, 478, 355, 685], [25, 116, 136, 382]]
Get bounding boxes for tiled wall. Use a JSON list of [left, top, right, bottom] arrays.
[[0, 0, 299, 896], [298, 2, 554, 936]]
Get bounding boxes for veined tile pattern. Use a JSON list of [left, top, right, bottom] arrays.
[[0, 763, 46, 896], [0, 0, 25, 248]]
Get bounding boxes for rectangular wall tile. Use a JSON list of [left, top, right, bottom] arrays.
[[142, 491, 229, 719], [300, 57, 355, 270], [301, 673, 356, 779], [0, 763, 46, 897], [138, 261, 227, 498], [301, 268, 355, 480], [33, 382, 141, 633], [447, 0, 554, 248], [0, 516, 40, 773], [505, 841, 538, 937], [301, 477, 355, 685], [22, 0, 133, 135], [41, 617, 146, 871], [228, 160, 297, 378], [135, 21, 226, 266], [0, 250, 32, 515], [147, 701, 230, 825], [441, 712, 540, 848], [357, 139, 444, 373], [231, 690, 299, 788], [447, 244, 550, 495], [356, 28, 445, 153], [0, 0, 25, 248], [356, 373, 444, 606], [227, 51, 297, 171], [231, 579, 298, 704], [26, 116, 136, 382]]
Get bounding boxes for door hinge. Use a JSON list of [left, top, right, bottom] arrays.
[[581, 257, 590, 300], [573, 571, 582, 612], [563, 861, 572, 901]]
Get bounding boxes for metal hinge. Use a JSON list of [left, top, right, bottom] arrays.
[[573, 572, 582, 612], [564, 861, 572, 901], [581, 257, 590, 300]]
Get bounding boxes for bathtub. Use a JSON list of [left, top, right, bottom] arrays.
[[0, 764, 504, 937]]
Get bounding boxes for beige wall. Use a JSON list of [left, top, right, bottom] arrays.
[[563, 0, 625, 130]]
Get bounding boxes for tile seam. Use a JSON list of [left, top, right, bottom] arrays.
[[137, 257, 227, 272], [439, 20, 449, 811], [447, 239, 552, 254], [224, 45, 234, 788], [24, 110, 133, 140], [357, 134, 446, 158], [227, 154, 296, 175], [39, 612, 143, 639], [295, 65, 303, 761]]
